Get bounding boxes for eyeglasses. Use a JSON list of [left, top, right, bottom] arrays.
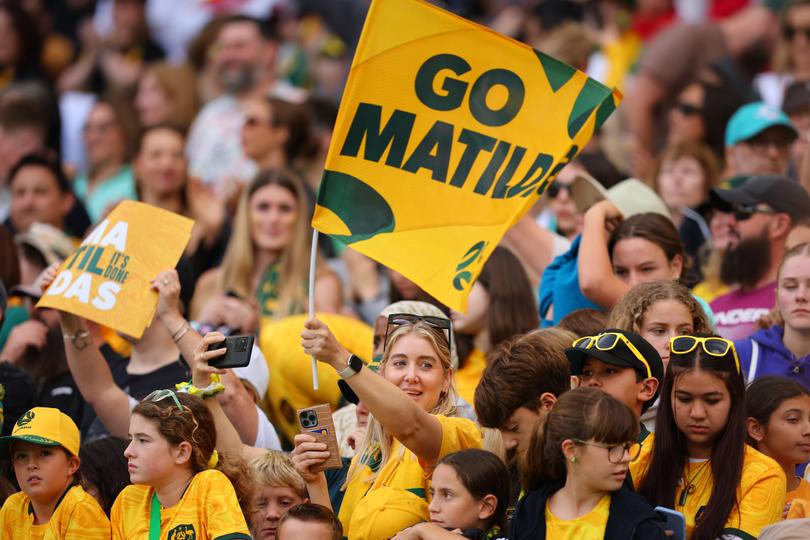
[[572, 439, 642, 463], [144, 389, 185, 411], [733, 204, 778, 221], [384, 313, 452, 351], [546, 183, 572, 199], [675, 102, 703, 117], [572, 332, 653, 379], [784, 24, 810, 41], [669, 336, 741, 374]]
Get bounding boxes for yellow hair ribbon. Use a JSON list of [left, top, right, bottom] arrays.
[[207, 450, 219, 469]]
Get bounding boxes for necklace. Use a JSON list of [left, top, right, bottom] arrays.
[[679, 460, 711, 506]]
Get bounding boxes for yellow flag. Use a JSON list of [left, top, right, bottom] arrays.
[[38, 201, 193, 338], [312, 0, 621, 311]]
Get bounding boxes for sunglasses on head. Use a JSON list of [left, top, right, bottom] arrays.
[[573, 332, 652, 379], [384, 313, 452, 351], [784, 24, 810, 41], [546, 182, 572, 199], [144, 389, 185, 411], [733, 203, 777, 221], [669, 336, 740, 374]]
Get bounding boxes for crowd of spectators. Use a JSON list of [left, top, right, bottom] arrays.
[[2, 0, 810, 538]]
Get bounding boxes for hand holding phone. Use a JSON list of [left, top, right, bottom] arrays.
[[206, 335, 254, 369], [297, 404, 342, 471]]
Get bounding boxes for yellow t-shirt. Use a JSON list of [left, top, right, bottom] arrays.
[[629, 432, 654, 489], [110, 469, 250, 540], [455, 347, 486, 405], [0, 484, 110, 540], [787, 479, 810, 503], [545, 493, 610, 540], [339, 415, 482, 540], [632, 445, 785, 538]]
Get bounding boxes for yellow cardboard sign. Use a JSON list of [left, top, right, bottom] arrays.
[[38, 201, 193, 338], [312, 0, 620, 311]]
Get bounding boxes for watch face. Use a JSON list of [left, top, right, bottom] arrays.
[[349, 354, 364, 372]]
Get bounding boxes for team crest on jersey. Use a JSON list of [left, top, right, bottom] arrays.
[[167, 524, 196, 540]]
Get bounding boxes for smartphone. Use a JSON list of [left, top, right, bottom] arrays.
[[654, 506, 686, 540], [207, 335, 254, 369], [297, 404, 342, 471]]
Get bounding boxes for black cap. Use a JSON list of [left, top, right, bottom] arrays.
[[710, 175, 810, 221], [565, 329, 664, 401]]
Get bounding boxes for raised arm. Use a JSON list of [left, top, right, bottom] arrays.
[[301, 318, 444, 465], [189, 332, 266, 463], [59, 310, 132, 438], [578, 200, 629, 308]]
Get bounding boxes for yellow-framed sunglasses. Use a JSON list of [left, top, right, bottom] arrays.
[[573, 332, 653, 379], [669, 336, 741, 375]]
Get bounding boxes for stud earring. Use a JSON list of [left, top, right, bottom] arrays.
[[570, 456, 578, 464]]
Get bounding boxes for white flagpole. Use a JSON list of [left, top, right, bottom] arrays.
[[308, 230, 320, 390]]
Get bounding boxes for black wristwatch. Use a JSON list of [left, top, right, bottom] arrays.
[[338, 354, 364, 379]]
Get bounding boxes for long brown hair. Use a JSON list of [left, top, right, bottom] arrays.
[[133, 392, 253, 517], [523, 387, 638, 491], [639, 334, 747, 540], [456, 246, 539, 363]]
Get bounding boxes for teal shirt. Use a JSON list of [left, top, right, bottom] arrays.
[[73, 165, 137, 222]]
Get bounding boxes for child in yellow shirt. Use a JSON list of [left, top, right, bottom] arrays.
[[0, 407, 111, 539], [510, 388, 667, 539], [636, 335, 786, 539], [745, 376, 810, 515], [110, 390, 252, 539]]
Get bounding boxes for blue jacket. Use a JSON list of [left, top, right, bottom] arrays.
[[735, 325, 810, 390]]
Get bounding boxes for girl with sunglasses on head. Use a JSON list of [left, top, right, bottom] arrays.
[[746, 376, 810, 516], [510, 387, 666, 540], [110, 390, 253, 539], [635, 334, 786, 540], [295, 316, 482, 539], [735, 242, 810, 390]]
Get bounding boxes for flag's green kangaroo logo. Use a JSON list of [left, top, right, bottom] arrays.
[[167, 524, 196, 540], [453, 241, 489, 291], [16, 411, 34, 428]]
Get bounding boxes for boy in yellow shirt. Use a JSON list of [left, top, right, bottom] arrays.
[[0, 407, 111, 539]]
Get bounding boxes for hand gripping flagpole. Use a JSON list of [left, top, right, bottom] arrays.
[[308, 229, 320, 390]]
